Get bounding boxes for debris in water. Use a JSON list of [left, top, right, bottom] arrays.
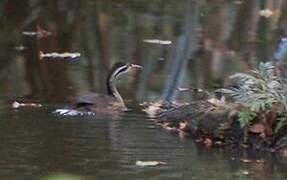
[[135, 160, 166, 167], [143, 39, 172, 45], [22, 31, 38, 36], [179, 121, 188, 130], [14, 45, 26, 51], [12, 101, 42, 109], [177, 87, 204, 92], [177, 87, 190, 92], [204, 138, 213, 147], [159, 122, 177, 131], [40, 51, 81, 60], [234, 170, 250, 177], [22, 26, 52, 39], [259, 9, 273, 17], [242, 170, 249, 175], [54, 109, 95, 116], [279, 149, 287, 157], [207, 96, 226, 106], [255, 159, 265, 163], [240, 170, 250, 175], [248, 123, 265, 134], [240, 159, 252, 163], [142, 101, 181, 117], [142, 102, 163, 117], [214, 141, 223, 146], [233, 1, 242, 5]]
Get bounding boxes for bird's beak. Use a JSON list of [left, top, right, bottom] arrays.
[[130, 64, 143, 70]]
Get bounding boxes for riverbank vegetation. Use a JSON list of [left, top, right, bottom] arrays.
[[155, 62, 287, 152]]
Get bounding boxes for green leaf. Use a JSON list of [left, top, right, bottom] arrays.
[[238, 111, 256, 128], [275, 116, 287, 133]]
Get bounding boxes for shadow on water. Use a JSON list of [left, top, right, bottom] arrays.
[[0, 0, 287, 179]]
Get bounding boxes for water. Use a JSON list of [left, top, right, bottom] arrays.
[[0, 0, 287, 179], [0, 106, 286, 180]]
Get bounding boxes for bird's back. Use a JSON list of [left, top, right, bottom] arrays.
[[73, 92, 125, 113]]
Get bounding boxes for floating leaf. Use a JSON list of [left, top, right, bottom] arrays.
[[53, 109, 95, 116], [135, 160, 166, 167], [12, 101, 42, 108], [22, 26, 52, 39], [40, 51, 81, 60], [143, 39, 172, 45]]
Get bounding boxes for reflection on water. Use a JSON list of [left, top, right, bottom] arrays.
[[1, 0, 286, 102], [0, 0, 287, 179], [0, 107, 287, 179]]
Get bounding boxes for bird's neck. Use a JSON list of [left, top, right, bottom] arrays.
[[107, 75, 127, 110]]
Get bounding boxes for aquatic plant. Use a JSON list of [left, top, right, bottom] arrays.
[[219, 62, 287, 135]]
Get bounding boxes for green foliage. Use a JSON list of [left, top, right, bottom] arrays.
[[218, 62, 287, 132], [238, 110, 257, 128], [275, 114, 287, 133]]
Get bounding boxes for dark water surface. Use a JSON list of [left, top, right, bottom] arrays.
[[1, 0, 287, 179], [0, 106, 287, 180]]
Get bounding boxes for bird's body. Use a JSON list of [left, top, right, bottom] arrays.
[[72, 92, 126, 113], [56, 62, 142, 116]]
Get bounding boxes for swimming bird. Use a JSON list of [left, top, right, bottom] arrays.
[[56, 62, 142, 115]]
